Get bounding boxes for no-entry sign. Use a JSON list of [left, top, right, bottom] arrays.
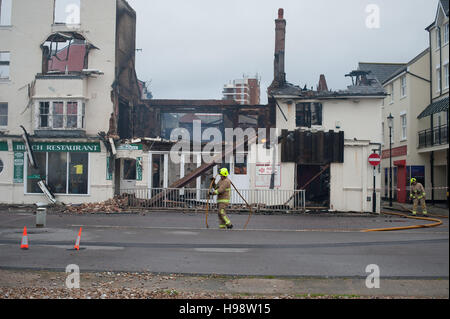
[[368, 153, 381, 166]]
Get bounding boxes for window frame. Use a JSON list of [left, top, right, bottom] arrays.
[[53, 0, 81, 26], [436, 65, 442, 92], [295, 102, 323, 128], [0, 51, 10, 80], [444, 23, 449, 45], [35, 100, 85, 130], [444, 63, 449, 90], [0, 102, 7, 126], [400, 113, 407, 141], [0, 0, 12, 26], [400, 75, 407, 98], [390, 83, 394, 103]]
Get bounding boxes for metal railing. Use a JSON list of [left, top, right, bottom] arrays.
[[121, 188, 306, 213], [418, 124, 448, 148]]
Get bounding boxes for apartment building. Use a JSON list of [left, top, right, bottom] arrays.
[[222, 76, 261, 105], [361, 0, 449, 205], [0, 0, 144, 204], [421, 0, 449, 203]]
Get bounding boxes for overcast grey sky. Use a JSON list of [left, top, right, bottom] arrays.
[[128, 0, 438, 103]]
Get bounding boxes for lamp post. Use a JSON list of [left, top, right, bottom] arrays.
[[387, 113, 394, 207]]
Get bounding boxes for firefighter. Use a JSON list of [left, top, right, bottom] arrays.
[[210, 168, 233, 229], [409, 178, 428, 216]]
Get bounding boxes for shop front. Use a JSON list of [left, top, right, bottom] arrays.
[[10, 140, 105, 204]]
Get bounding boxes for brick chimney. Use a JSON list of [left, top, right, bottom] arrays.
[[269, 9, 286, 92], [317, 74, 329, 92]]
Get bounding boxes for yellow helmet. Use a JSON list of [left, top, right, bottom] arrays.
[[220, 168, 229, 177], [411, 178, 417, 183]]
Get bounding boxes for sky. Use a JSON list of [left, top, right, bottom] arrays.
[[127, 0, 439, 104]]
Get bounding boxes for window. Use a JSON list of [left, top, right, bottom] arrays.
[[390, 83, 394, 103], [437, 66, 441, 92], [400, 114, 407, 141], [39, 102, 50, 128], [0, 103, 7, 126], [444, 23, 449, 45], [26, 152, 88, 194], [436, 27, 441, 48], [37, 100, 84, 129], [123, 159, 137, 180], [444, 63, 449, 89], [296, 102, 323, 128], [400, 76, 407, 97], [54, 0, 80, 25], [53, 102, 64, 128], [0, 0, 12, 25], [0, 52, 10, 80]]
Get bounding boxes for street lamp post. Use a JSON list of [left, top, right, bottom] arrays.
[[387, 113, 394, 207]]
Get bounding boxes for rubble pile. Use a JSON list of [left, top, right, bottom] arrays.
[[62, 195, 131, 214]]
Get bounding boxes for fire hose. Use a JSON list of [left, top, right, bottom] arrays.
[[362, 210, 443, 232], [205, 176, 254, 230]]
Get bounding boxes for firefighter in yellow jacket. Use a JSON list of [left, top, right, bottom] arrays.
[[210, 168, 233, 229], [409, 178, 427, 216]]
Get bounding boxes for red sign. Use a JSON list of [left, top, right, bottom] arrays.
[[381, 146, 407, 159], [368, 153, 381, 166]]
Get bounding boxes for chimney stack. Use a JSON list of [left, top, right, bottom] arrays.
[[274, 8, 286, 84]]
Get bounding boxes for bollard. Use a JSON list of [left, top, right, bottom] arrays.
[[36, 207, 47, 228]]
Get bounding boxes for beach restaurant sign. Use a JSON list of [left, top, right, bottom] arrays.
[[13, 142, 101, 153]]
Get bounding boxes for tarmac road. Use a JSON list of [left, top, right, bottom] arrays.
[[0, 211, 448, 279]]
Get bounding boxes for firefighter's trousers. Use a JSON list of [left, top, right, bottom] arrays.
[[218, 202, 232, 228], [412, 197, 427, 214]]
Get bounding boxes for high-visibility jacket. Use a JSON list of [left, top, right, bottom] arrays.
[[410, 182, 426, 199], [213, 178, 231, 203]]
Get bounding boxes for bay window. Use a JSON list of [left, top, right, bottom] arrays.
[[36, 100, 85, 129]]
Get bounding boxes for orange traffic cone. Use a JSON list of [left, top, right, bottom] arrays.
[[20, 227, 29, 249], [74, 227, 82, 250]]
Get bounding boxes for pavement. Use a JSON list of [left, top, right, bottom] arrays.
[[0, 206, 448, 298]]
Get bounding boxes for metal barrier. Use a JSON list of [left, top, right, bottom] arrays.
[[121, 188, 306, 213]]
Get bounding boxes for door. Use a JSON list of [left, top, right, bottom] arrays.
[[120, 158, 137, 191]]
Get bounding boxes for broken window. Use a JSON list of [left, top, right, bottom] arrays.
[[0, 52, 10, 79], [41, 32, 98, 74], [0, 103, 7, 126], [37, 100, 84, 130], [296, 102, 322, 128], [0, 0, 12, 25], [54, 0, 80, 25], [26, 152, 89, 195], [123, 159, 137, 180], [53, 102, 64, 128]]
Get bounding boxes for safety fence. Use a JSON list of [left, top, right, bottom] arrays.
[[121, 188, 306, 213]]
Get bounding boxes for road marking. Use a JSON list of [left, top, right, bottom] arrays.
[[194, 248, 249, 253], [166, 231, 199, 236]]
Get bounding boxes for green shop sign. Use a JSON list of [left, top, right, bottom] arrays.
[[13, 142, 101, 153], [0, 141, 8, 151]]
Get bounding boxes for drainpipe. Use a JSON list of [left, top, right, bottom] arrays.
[[431, 151, 435, 205]]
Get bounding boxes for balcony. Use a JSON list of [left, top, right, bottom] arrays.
[[418, 124, 448, 149]]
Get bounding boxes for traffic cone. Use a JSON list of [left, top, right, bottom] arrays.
[[20, 227, 29, 250], [74, 227, 82, 250]]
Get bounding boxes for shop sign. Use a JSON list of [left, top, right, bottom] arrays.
[[13, 142, 101, 153]]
